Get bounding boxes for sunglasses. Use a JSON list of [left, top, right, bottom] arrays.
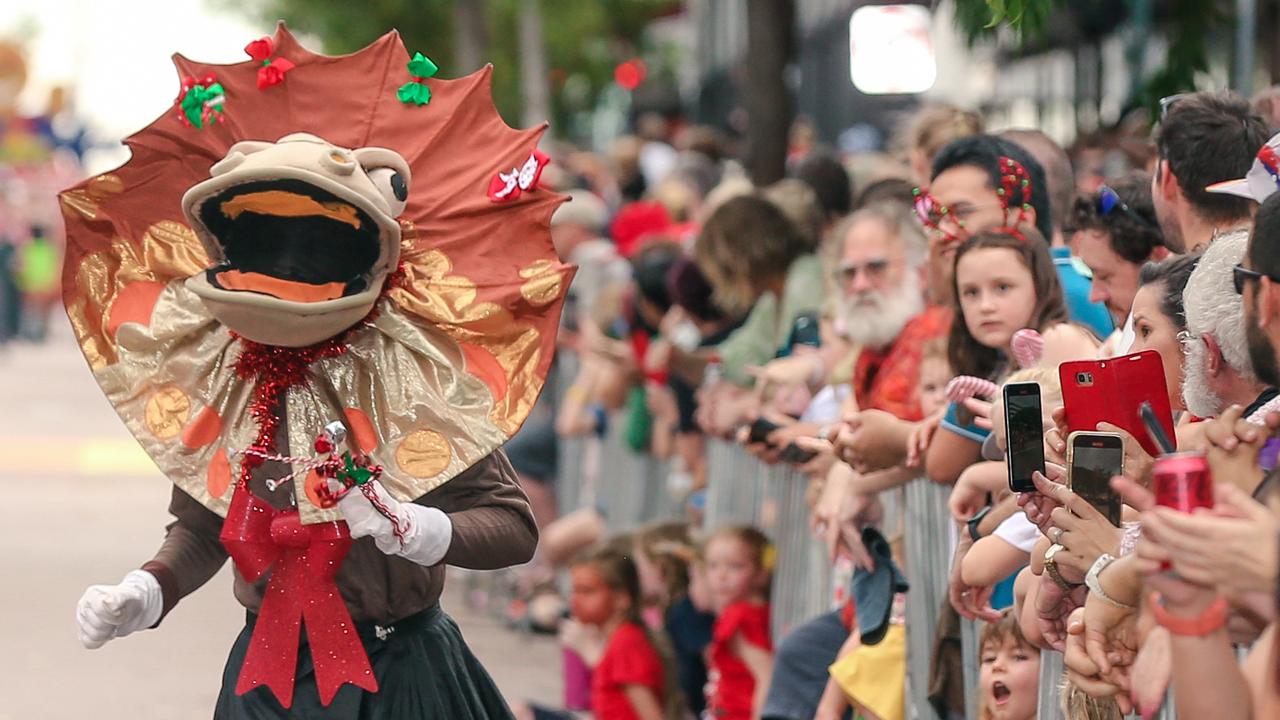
[[1096, 185, 1158, 229], [1233, 263, 1280, 294]]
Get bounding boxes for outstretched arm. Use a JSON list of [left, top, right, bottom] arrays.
[[77, 485, 229, 649]]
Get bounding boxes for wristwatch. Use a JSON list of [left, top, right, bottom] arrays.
[[1147, 592, 1228, 636], [1084, 554, 1136, 610], [967, 505, 993, 542], [1043, 543, 1083, 591]]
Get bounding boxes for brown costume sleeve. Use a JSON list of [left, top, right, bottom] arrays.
[[417, 449, 538, 570], [141, 485, 230, 624]]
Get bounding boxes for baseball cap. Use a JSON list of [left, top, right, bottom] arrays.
[[1206, 131, 1280, 202]]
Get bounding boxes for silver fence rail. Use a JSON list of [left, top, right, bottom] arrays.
[[703, 439, 834, 639]]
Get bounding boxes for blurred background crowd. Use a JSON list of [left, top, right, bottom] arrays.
[[11, 1, 1280, 719]]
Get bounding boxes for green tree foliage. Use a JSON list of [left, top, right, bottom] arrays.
[[951, 0, 1218, 109], [223, 0, 668, 133]]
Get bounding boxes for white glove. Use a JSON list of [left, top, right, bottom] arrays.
[[76, 569, 163, 649], [335, 479, 453, 567]]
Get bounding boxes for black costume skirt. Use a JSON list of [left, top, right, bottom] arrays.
[[214, 605, 513, 719]]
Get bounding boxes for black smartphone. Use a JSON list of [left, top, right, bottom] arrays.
[[782, 312, 822, 355], [1003, 381, 1045, 493], [1067, 431, 1124, 526], [779, 442, 817, 464], [748, 417, 783, 445]]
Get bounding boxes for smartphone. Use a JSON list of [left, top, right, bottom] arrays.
[[1059, 350, 1175, 458], [1003, 381, 1045, 493], [1067, 431, 1124, 526], [779, 442, 817, 464], [781, 312, 822, 356], [748, 417, 783, 445]]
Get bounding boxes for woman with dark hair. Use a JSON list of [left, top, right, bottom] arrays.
[[1131, 254, 1201, 415]]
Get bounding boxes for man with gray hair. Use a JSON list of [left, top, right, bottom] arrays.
[[1182, 231, 1277, 417]]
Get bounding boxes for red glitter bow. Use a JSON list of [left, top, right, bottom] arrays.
[[245, 36, 295, 90], [220, 486, 375, 707], [219, 337, 371, 707]]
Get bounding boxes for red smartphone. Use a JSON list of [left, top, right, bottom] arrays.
[[1058, 350, 1175, 458]]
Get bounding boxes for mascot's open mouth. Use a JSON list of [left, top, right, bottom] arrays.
[[197, 178, 381, 303]]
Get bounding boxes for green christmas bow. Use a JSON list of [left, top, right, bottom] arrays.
[[397, 52, 439, 106], [180, 82, 226, 128], [337, 452, 376, 486]]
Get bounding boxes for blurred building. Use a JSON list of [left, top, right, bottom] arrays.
[[656, 0, 1266, 153]]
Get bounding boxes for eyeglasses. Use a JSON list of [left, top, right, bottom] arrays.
[[912, 189, 1002, 232], [1233, 263, 1279, 294], [1096, 185, 1158, 230], [838, 258, 891, 285], [1159, 93, 1188, 120]]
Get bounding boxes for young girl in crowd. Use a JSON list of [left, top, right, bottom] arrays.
[[634, 522, 717, 717], [978, 609, 1041, 720], [703, 526, 774, 720], [917, 337, 952, 418], [926, 226, 1098, 485], [568, 546, 680, 720]]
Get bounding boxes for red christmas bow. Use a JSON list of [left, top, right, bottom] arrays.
[[220, 485, 376, 707], [245, 36, 295, 90], [488, 149, 550, 202]]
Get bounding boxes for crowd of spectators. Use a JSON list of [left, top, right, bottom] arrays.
[[503, 89, 1280, 720]]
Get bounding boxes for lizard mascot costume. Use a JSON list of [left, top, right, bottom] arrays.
[[62, 24, 571, 718]]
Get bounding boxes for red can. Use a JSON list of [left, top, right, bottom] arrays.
[[1152, 451, 1214, 513]]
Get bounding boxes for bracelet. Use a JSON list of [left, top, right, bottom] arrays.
[[1044, 543, 1083, 591], [1119, 521, 1142, 556], [967, 505, 993, 542], [1084, 554, 1136, 610], [1147, 592, 1228, 636]]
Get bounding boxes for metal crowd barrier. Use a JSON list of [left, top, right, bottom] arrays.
[[902, 477, 964, 720], [702, 439, 834, 639]]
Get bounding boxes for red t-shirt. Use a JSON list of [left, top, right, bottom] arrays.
[[592, 622, 666, 720], [851, 305, 952, 422], [704, 602, 772, 719]]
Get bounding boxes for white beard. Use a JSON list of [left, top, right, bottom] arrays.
[[1181, 340, 1224, 418], [839, 271, 925, 349]]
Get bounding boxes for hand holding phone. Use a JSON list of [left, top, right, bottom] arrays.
[[748, 417, 783, 445], [1059, 350, 1175, 458], [1003, 381, 1045, 493], [1067, 431, 1124, 526]]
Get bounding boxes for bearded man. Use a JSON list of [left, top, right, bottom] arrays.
[[834, 202, 950, 419]]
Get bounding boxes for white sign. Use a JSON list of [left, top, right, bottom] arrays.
[[849, 4, 937, 95]]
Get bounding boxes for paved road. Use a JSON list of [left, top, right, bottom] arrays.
[[0, 317, 560, 719]]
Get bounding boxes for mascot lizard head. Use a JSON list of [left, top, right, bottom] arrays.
[[182, 132, 411, 347]]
